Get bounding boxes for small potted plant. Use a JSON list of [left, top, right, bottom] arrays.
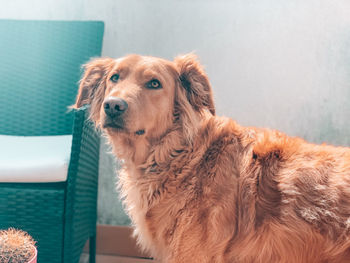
[[0, 228, 37, 263]]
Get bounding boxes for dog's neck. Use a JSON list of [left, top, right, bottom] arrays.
[[106, 125, 188, 170], [108, 116, 215, 171], [107, 111, 223, 177]]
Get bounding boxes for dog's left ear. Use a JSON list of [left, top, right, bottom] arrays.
[[175, 54, 215, 115]]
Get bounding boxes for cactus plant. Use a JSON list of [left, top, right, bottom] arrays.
[[0, 228, 37, 263]]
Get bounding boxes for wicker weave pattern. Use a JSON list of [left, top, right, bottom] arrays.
[[0, 20, 104, 136], [0, 20, 103, 263], [64, 107, 100, 263], [0, 108, 100, 263], [0, 183, 66, 263]]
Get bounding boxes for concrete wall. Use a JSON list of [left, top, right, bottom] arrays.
[[1, 0, 349, 225]]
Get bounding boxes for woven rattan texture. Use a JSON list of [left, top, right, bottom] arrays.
[[0, 20, 103, 263], [0, 108, 101, 263], [0, 20, 104, 135], [0, 183, 66, 263], [64, 107, 100, 263]]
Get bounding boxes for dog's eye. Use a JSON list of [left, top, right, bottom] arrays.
[[147, 79, 162, 89], [110, 74, 120, 83]]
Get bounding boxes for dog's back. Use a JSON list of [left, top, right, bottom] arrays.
[[227, 122, 350, 262]]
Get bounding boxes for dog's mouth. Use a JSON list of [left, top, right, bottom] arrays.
[[102, 119, 145, 136], [103, 122, 123, 129], [102, 118, 125, 130]]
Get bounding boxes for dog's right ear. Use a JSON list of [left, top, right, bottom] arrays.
[[72, 57, 115, 120]]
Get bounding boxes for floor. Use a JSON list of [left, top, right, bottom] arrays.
[[79, 225, 159, 263], [79, 253, 157, 263]]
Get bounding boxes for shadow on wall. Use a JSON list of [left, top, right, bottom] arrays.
[[98, 137, 131, 226]]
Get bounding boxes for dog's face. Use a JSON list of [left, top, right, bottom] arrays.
[[73, 54, 215, 143]]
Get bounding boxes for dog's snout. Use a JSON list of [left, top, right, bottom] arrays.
[[103, 97, 128, 117]]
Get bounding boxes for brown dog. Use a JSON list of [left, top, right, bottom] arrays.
[[73, 54, 350, 263]]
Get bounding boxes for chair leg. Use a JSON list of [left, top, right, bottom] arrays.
[[89, 235, 96, 263]]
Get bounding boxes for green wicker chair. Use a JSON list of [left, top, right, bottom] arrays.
[[0, 20, 104, 263]]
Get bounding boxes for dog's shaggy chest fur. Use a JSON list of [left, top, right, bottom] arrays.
[[119, 116, 241, 261], [73, 54, 350, 262]]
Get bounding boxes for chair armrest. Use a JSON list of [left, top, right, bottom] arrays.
[[63, 105, 101, 262]]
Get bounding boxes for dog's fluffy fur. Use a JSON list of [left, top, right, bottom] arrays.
[[73, 54, 350, 262]]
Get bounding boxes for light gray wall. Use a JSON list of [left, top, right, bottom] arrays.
[[2, 0, 350, 225]]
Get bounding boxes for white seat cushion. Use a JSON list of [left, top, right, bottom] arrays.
[[0, 135, 72, 182]]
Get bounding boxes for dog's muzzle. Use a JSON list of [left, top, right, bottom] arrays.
[[102, 96, 128, 129]]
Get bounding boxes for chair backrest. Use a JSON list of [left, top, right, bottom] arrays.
[[0, 20, 104, 135]]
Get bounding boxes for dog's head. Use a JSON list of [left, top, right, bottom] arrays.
[[72, 54, 215, 144]]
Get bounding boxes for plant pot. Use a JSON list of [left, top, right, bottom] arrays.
[[0, 228, 37, 263], [27, 246, 37, 263]]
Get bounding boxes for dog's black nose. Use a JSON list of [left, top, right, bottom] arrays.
[[103, 97, 128, 117]]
